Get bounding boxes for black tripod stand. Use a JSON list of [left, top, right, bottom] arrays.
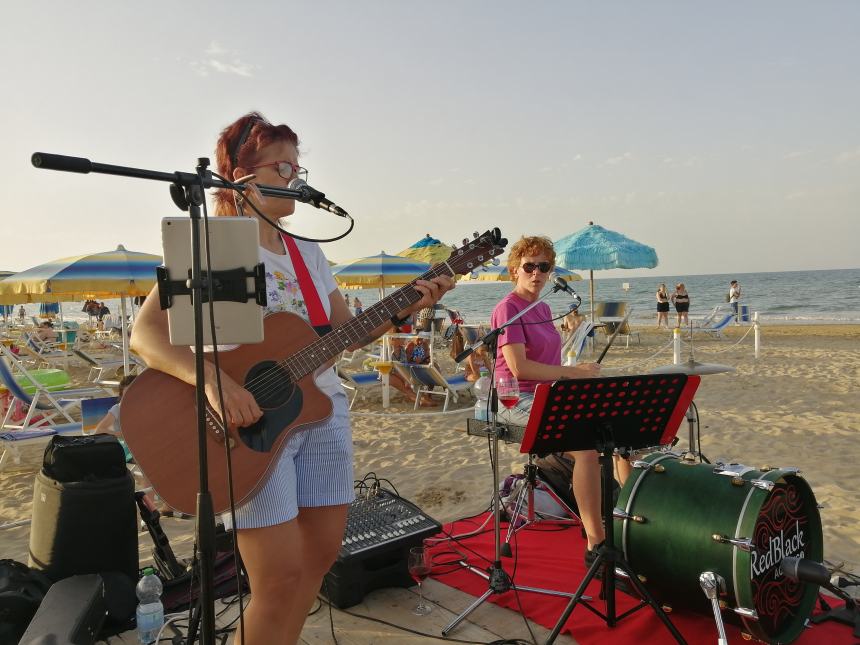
[[519, 374, 700, 644]]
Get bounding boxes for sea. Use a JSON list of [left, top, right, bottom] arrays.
[[11, 268, 860, 327]]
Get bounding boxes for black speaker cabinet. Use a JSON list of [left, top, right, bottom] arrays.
[[28, 470, 138, 583]]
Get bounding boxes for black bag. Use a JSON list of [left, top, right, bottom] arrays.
[[43, 434, 127, 483], [18, 574, 106, 645], [0, 559, 52, 644]]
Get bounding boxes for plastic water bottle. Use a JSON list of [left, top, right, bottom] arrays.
[[565, 349, 577, 366], [473, 368, 491, 421], [135, 567, 164, 644]]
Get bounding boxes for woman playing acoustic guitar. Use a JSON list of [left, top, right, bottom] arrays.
[[130, 112, 454, 644]]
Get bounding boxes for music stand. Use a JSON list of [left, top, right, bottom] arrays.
[[522, 374, 701, 645]]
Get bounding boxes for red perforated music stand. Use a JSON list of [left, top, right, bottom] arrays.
[[521, 373, 700, 455], [530, 374, 701, 645]]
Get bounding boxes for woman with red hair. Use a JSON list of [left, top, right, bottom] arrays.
[[131, 112, 453, 644]]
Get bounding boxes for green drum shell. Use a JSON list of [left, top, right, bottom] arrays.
[[613, 453, 822, 644]]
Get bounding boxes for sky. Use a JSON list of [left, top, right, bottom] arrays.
[[3, 1, 858, 279]]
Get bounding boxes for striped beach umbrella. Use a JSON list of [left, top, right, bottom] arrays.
[[458, 264, 582, 283], [398, 234, 454, 265], [554, 221, 658, 321], [331, 252, 431, 299], [0, 244, 161, 372]]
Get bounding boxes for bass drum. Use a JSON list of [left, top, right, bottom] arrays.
[[614, 452, 822, 644]]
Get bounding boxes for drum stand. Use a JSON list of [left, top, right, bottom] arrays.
[[681, 400, 709, 464], [500, 454, 580, 558]]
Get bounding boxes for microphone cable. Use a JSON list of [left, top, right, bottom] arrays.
[[211, 171, 355, 244]]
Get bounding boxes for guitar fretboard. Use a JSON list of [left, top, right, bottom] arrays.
[[282, 263, 453, 381]]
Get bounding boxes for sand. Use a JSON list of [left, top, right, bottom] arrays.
[[2, 323, 858, 587]]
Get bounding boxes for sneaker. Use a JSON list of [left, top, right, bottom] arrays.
[[584, 541, 605, 573]]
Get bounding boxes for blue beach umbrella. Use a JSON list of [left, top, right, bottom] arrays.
[[39, 302, 60, 318], [332, 252, 431, 299], [554, 221, 658, 320]]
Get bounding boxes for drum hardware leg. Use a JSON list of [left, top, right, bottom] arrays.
[[682, 400, 710, 464], [711, 534, 754, 552], [546, 441, 687, 645], [699, 571, 729, 645], [500, 455, 580, 558]]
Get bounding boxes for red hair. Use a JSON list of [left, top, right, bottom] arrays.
[[213, 111, 300, 215], [506, 236, 556, 281]]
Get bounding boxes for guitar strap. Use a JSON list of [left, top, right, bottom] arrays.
[[281, 232, 333, 337]]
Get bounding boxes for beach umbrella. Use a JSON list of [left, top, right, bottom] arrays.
[[0, 244, 161, 373], [398, 234, 454, 264], [331, 252, 431, 299], [458, 264, 582, 283], [554, 221, 658, 321], [39, 302, 60, 318]]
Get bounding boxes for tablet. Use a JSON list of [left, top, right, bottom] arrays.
[[161, 217, 264, 346]]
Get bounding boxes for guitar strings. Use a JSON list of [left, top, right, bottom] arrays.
[[236, 258, 467, 403]]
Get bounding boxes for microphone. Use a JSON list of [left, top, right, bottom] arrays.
[[780, 557, 830, 586], [287, 178, 349, 217], [550, 272, 582, 308]]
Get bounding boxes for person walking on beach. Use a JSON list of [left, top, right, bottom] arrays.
[[130, 111, 453, 645], [352, 296, 363, 315], [671, 283, 690, 328], [729, 280, 742, 322], [655, 283, 670, 329], [488, 235, 610, 571], [343, 292, 350, 309]]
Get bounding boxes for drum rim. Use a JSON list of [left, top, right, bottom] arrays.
[[734, 469, 823, 642]]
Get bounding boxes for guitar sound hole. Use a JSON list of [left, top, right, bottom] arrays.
[[246, 361, 295, 409]]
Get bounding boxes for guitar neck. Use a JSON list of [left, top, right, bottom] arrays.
[[284, 262, 454, 380]]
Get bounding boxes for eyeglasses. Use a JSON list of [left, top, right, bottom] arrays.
[[520, 262, 552, 274], [247, 160, 308, 182]]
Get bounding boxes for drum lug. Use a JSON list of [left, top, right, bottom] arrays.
[[613, 508, 646, 523], [712, 534, 754, 552], [750, 478, 775, 491], [781, 466, 801, 475], [731, 606, 759, 621], [632, 460, 665, 473]]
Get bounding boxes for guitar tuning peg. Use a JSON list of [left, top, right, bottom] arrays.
[[472, 232, 479, 238], [462, 238, 469, 246], [470, 271, 478, 279], [492, 258, 500, 266]]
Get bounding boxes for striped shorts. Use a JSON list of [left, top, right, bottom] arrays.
[[226, 392, 355, 530]]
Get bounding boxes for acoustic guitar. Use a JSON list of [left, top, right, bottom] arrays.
[[121, 229, 507, 515]]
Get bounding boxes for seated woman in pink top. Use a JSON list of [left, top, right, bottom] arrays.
[[490, 235, 606, 566]]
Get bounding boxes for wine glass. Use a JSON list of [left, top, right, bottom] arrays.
[[407, 546, 433, 615], [496, 375, 520, 410]]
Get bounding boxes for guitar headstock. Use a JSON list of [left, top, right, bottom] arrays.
[[444, 228, 508, 278]]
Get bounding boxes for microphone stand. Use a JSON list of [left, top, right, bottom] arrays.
[[30, 151, 307, 645], [444, 284, 584, 636]]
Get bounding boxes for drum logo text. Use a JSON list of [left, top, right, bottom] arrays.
[[751, 520, 805, 577]]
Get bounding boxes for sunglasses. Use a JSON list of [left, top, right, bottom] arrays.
[[520, 262, 552, 274], [247, 160, 308, 182]]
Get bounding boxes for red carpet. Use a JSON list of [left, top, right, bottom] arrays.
[[427, 513, 852, 644]]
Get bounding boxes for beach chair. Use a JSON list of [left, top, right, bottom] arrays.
[[0, 356, 111, 472], [337, 367, 380, 410], [403, 364, 473, 411], [696, 313, 735, 339], [19, 333, 69, 368], [594, 302, 639, 347], [72, 348, 134, 383], [561, 321, 595, 363]]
